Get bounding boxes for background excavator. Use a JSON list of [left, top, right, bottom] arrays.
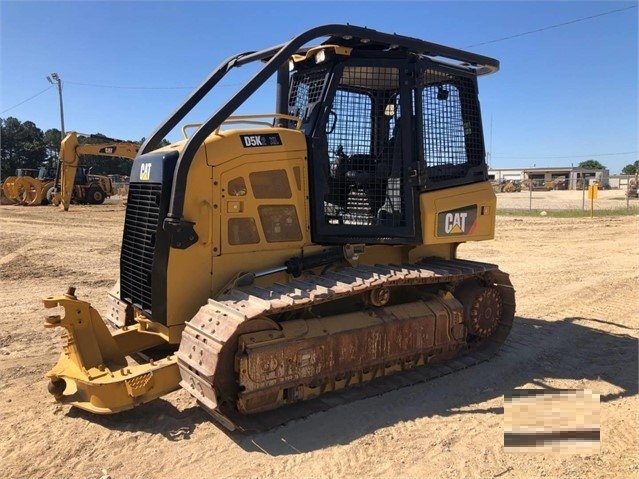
[[43, 24, 515, 431], [55, 132, 139, 210]]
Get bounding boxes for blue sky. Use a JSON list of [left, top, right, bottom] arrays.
[[1, 1, 637, 173]]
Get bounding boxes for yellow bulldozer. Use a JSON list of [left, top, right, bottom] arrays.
[[43, 25, 515, 431], [499, 180, 521, 193]]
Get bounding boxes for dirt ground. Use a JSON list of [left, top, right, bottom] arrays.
[[1, 191, 637, 479]]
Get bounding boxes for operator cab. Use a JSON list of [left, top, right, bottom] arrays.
[[288, 42, 488, 244], [38, 166, 57, 181], [135, 25, 498, 258], [74, 167, 88, 185], [15, 168, 39, 178]]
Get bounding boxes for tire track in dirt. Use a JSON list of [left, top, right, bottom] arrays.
[[1, 201, 637, 479], [0, 241, 38, 267]]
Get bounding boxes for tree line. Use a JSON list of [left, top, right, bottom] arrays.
[[621, 161, 639, 175], [2, 116, 637, 179], [577, 159, 637, 175], [0, 116, 142, 180]]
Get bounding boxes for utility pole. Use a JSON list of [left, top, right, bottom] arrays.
[[47, 73, 65, 198], [47, 73, 65, 137]]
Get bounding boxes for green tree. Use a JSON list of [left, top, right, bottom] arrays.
[[0, 119, 173, 180], [0, 117, 46, 179], [139, 137, 170, 149], [139, 136, 171, 152], [43, 128, 62, 163], [621, 161, 638, 175], [578, 159, 606, 170]]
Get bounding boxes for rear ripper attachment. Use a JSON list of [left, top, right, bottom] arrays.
[[43, 287, 181, 413], [177, 259, 514, 431]]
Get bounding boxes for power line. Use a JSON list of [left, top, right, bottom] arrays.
[[64, 80, 254, 90], [4, 7, 636, 102], [30, 7, 637, 92], [494, 151, 637, 160], [1, 85, 54, 114], [466, 5, 637, 48], [64, 80, 193, 90]]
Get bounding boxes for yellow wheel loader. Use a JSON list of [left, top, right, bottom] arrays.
[[43, 24, 515, 431], [2, 168, 53, 205]]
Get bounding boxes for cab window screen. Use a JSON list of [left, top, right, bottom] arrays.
[[289, 69, 328, 122], [422, 83, 467, 167], [323, 66, 404, 227], [419, 69, 484, 186], [327, 88, 373, 158]]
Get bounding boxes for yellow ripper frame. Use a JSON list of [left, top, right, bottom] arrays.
[[43, 288, 180, 413]]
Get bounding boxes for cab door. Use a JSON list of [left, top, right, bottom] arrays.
[[301, 59, 419, 244]]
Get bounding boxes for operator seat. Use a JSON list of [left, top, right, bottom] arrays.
[[344, 118, 401, 219]]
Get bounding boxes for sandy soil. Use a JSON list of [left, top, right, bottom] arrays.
[[1, 194, 637, 479]]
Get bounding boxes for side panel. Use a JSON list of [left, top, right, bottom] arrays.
[[166, 128, 308, 330], [420, 181, 496, 245], [219, 161, 308, 247], [213, 138, 309, 296]]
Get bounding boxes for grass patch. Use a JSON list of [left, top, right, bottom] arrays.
[[497, 207, 638, 218]]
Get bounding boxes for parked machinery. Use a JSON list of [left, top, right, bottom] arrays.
[[2, 167, 56, 206], [43, 25, 515, 431], [500, 180, 521, 193], [627, 174, 638, 198], [55, 132, 139, 210], [2, 134, 139, 208]]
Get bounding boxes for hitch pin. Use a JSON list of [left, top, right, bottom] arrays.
[[44, 315, 61, 327]]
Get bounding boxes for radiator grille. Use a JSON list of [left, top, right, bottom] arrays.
[[120, 182, 162, 314]]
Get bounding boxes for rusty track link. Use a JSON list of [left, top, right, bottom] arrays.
[[176, 258, 515, 431]]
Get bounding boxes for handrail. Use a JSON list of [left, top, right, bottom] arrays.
[[213, 114, 302, 133], [181, 115, 301, 139], [181, 123, 203, 139]]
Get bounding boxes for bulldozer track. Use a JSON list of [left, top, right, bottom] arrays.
[[176, 258, 515, 432]]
